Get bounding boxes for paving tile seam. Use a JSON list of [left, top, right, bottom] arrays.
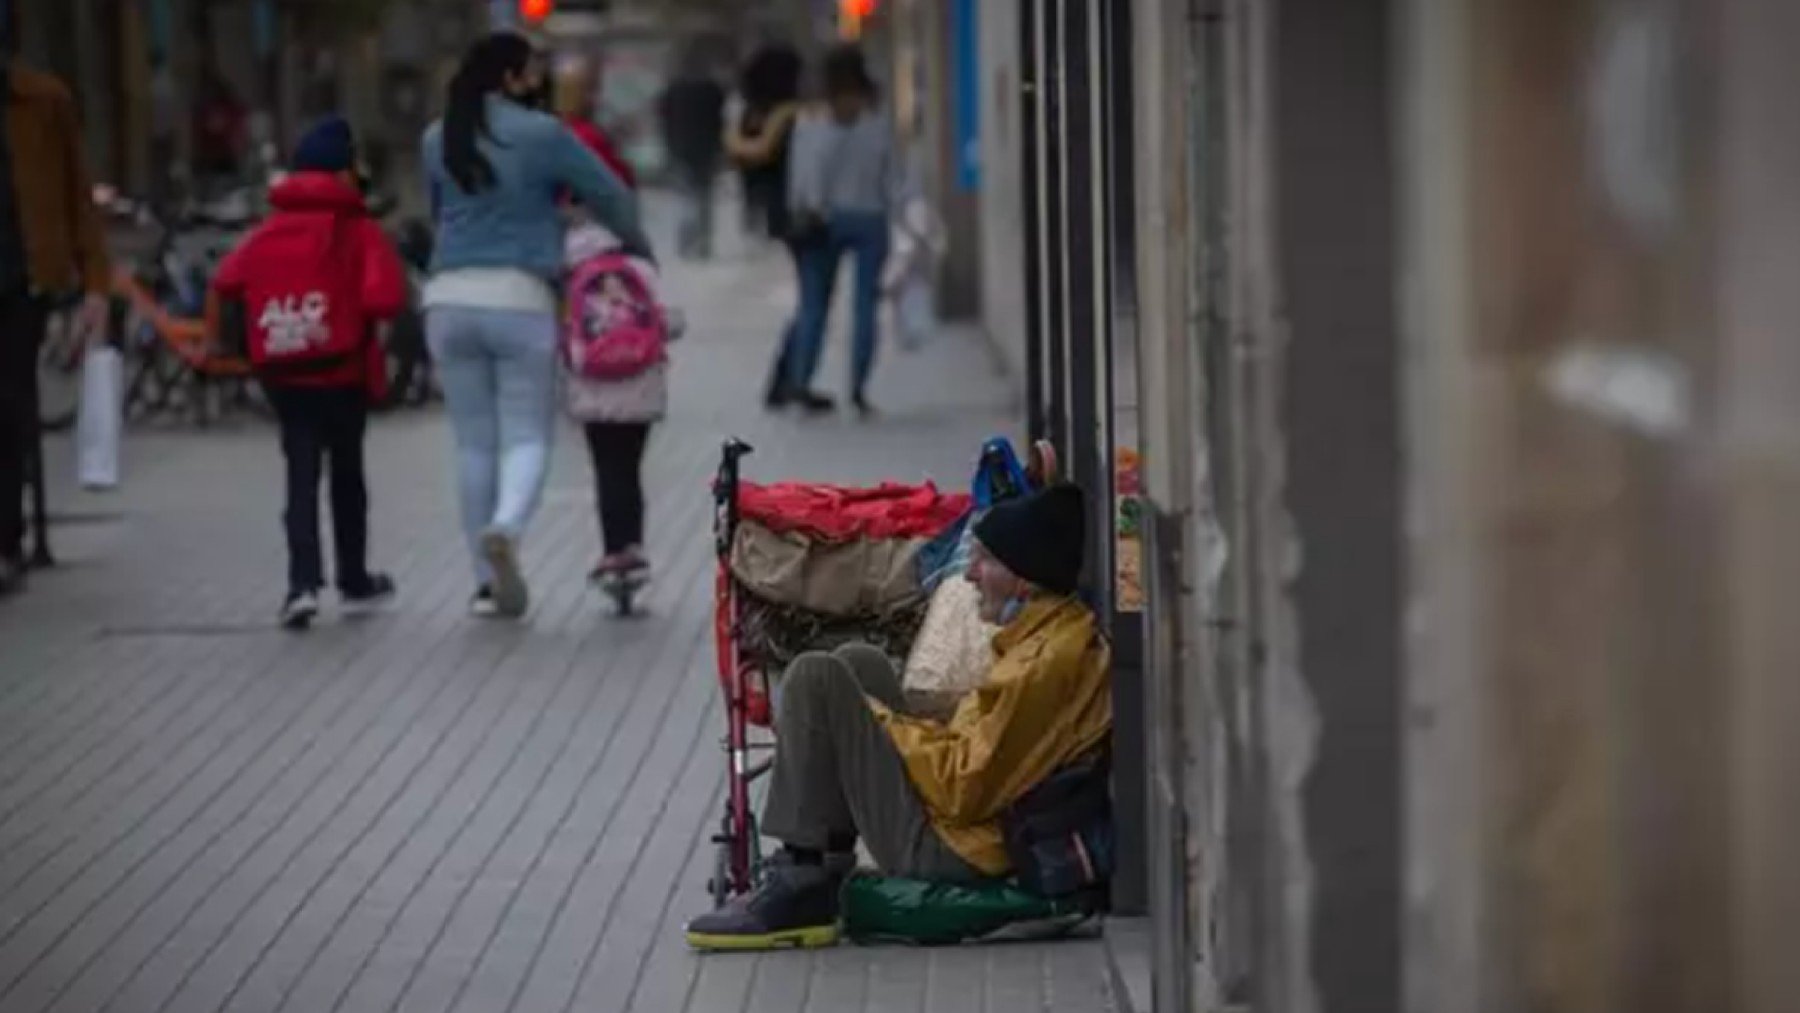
[[406, 489, 719, 1013]]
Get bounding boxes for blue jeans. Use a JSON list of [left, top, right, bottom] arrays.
[[787, 211, 890, 398], [425, 305, 559, 584]]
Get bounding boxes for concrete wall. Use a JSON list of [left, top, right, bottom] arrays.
[[1275, 0, 1403, 1009], [1397, 0, 1800, 1010], [976, 0, 1028, 392], [1718, 5, 1800, 1009]]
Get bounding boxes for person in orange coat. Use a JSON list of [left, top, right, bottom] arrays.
[[0, 8, 110, 594]]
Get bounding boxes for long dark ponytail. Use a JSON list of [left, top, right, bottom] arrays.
[[443, 32, 535, 194]]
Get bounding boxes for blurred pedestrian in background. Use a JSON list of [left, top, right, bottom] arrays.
[[725, 43, 810, 408], [658, 44, 726, 260], [783, 45, 903, 416], [191, 65, 248, 193], [421, 32, 650, 620], [556, 53, 636, 190], [0, 2, 109, 596]]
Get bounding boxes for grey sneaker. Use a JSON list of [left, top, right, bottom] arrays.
[[479, 530, 529, 618], [685, 851, 846, 952]]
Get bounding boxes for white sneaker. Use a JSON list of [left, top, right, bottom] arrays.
[[280, 590, 319, 630], [479, 530, 529, 618], [469, 586, 500, 619]]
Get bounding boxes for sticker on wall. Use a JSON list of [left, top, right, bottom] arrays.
[[1115, 448, 1144, 613]]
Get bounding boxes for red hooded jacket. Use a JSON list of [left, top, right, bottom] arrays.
[[566, 117, 636, 189], [211, 172, 406, 395]]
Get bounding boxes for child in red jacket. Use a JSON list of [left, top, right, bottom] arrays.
[[210, 117, 408, 629]]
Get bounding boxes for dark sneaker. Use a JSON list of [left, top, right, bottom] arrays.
[[479, 530, 529, 618], [469, 585, 500, 619], [341, 573, 397, 613], [0, 557, 25, 597], [795, 390, 836, 415], [851, 392, 876, 418], [280, 590, 320, 630], [685, 852, 846, 952]]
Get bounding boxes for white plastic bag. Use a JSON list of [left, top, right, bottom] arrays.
[[902, 577, 997, 699], [893, 269, 937, 351], [883, 195, 945, 350], [76, 346, 123, 490]]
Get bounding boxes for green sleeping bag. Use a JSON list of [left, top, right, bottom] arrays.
[[839, 872, 1103, 946]]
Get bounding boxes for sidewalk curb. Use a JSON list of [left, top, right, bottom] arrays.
[[1104, 916, 1152, 1013]]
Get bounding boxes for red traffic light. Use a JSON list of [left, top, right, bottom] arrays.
[[519, 0, 552, 23]]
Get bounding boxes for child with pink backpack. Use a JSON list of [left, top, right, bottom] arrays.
[[562, 221, 680, 594]]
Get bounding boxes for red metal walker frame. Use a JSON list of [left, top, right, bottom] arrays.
[[708, 438, 768, 906]]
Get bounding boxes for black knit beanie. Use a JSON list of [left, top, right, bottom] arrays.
[[972, 483, 1086, 595]]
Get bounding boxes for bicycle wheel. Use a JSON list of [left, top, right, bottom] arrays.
[[125, 334, 184, 422]]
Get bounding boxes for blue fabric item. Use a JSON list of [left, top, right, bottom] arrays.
[[422, 95, 651, 281], [996, 594, 1028, 626], [292, 116, 355, 173], [972, 438, 1031, 510], [916, 507, 974, 592]]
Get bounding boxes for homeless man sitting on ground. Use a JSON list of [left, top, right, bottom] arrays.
[[686, 483, 1111, 950]]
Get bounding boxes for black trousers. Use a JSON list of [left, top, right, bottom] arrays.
[[0, 292, 46, 565], [764, 240, 806, 399], [266, 385, 371, 594], [582, 421, 650, 555]]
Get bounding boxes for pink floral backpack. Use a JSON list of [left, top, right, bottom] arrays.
[[562, 251, 668, 380]]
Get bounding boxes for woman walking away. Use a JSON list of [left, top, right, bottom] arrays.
[[783, 45, 903, 415], [725, 44, 807, 408], [423, 32, 652, 619]]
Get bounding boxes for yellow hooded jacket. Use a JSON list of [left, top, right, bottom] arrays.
[[871, 595, 1112, 875]]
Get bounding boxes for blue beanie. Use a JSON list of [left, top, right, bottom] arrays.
[[291, 116, 355, 173]]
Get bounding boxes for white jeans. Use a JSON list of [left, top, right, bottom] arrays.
[[425, 305, 559, 585]]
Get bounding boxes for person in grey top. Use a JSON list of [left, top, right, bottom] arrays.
[[781, 45, 903, 415]]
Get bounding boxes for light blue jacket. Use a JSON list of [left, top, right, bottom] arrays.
[[422, 95, 652, 279]]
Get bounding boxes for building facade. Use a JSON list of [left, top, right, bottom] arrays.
[[986, 0, 1800, 1011]]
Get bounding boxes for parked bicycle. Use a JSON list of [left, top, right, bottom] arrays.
[[95, 184, 270, 426]]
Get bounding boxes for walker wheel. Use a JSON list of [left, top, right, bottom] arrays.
[[708, 838, 732, 908], [592, 571, 646, 617]]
